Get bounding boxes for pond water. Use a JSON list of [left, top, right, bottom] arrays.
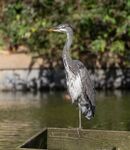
[[0, 91, 130, 149]]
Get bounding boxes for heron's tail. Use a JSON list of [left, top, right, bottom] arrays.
[[79, 102, 95, 120]]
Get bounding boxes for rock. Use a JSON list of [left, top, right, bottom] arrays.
[[0, 68, 130, 91]]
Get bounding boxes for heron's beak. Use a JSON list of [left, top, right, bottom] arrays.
[[47, 28, 59, 32], [47, 29, 54, 32]]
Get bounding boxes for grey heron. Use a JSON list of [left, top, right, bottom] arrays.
[[48, 24, 96, 129]]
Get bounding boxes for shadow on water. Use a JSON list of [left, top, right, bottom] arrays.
[[0, 90, 129, 149]]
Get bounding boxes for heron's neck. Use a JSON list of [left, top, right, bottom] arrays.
[[62, 30, 73, 69]]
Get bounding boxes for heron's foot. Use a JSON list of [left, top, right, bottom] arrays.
[[77, 128, 81, 138]]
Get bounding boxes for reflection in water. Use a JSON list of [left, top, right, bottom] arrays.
[[0, 91, 129, 149]]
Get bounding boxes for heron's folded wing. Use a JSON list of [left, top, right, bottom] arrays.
[[76, 61, 96, 106]]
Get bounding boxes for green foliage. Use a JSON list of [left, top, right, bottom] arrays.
[[1, 2, 30, 47], [0, 1, 49, 53], [110, 40, 125, 53], [0, 0, 130, 67], [0, 29, 4, 47], [90, 38, 106, 52]]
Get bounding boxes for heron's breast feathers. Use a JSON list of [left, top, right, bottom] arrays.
[[66, 71, 82, 103]]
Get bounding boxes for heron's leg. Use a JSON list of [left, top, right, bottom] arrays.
[[78, 105, 82, 129]]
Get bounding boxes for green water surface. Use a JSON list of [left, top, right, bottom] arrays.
[[0, 91, 130, 149]]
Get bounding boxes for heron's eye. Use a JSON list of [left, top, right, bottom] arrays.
[[58, 24, 67, 30], [58, 26, 63, 29], [61, 25, 65, 28]]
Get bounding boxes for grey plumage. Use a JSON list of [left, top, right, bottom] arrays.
[[48, 24, 96, 128]]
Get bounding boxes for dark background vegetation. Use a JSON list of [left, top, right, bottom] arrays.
[[0, 0, 130, 69]]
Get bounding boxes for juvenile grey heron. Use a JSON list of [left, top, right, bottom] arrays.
[[48, 24, 96, 128]]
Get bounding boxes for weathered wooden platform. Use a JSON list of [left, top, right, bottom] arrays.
[[20, 128, 130, 150]]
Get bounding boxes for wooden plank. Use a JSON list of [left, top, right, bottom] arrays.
[[48, 128, 130, 150], [19, 128, 130, 150], [20, 128, 47, 149]]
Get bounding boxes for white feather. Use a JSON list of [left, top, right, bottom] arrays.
[[66, 70, 82, 103]]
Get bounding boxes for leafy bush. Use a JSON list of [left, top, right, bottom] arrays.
[[0, 0, 130, 68]]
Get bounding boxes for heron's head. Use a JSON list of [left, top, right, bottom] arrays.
[[48, 24, 72, 33]]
